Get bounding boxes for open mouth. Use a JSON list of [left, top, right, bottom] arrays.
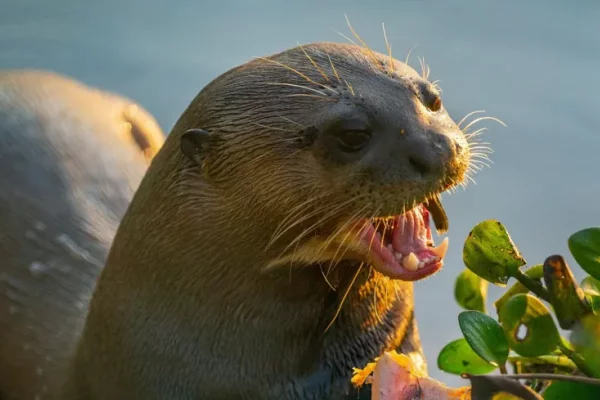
[[350, 195, 450, 281]]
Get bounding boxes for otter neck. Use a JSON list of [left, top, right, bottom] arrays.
[[97, 141, 417, 396]]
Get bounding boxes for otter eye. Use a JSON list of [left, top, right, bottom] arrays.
[[428, 95, 442, 112], [336, 130, 371, 152]]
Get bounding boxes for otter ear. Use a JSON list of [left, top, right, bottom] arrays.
[[180, 128, 210, 165]]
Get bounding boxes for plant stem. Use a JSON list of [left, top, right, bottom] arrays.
[[512, 269, 551, 302], [558, 337, 595, 377], [508, 355, 577, 370], [499, 363, 508, 374], [503, 373, 600, 386]]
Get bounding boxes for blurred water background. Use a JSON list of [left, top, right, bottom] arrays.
[[1, 0, 599, 386]]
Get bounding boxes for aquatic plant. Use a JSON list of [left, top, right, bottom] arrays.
[[436, 220, 600, 399]]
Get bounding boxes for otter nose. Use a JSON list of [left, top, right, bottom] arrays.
[[403, 132, 453, 178], [408, 151, 436, 177]]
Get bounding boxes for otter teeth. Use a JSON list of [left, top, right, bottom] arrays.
[[394, 251, 441, 270], [394, 252, 403, 264], [422, 256, 439, 264], [430, 237, 449, 259], [386, 237, 447, 271], [402, 252, 420, 271]]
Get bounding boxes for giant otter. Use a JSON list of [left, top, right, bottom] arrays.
[[64, 41, 476, 400], [0, 70, 165, 399]]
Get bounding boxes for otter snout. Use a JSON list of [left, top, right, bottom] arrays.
[[404, 134, 444, 178], [401, 129, 462, 180]]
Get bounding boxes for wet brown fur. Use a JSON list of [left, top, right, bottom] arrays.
[[65, 42, 479, 399], [0, 70, 165, 399]]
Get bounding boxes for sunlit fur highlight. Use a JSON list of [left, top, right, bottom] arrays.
[[257, 17, 506, 329], [76, 18, 503, 399]]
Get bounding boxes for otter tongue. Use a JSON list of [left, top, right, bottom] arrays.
[[389, 208, 428, 272], [424, 195, 448, 234], [392, 207, 429, 257]]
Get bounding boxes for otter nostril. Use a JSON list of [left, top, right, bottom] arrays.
[[454, 140, 464, 154], [408, 156, 431, 177]]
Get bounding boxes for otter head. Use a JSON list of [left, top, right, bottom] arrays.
[[177, 42, 474, 282]]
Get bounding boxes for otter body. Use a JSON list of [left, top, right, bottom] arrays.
[[67, 42, 471, 399], [0, 70, 164, 399]]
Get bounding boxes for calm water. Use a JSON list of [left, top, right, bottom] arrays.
[[2, 0, 599, 386]]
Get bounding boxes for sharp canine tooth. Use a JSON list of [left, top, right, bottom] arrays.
[[430, 237, 449, 259], [403, 252, 419, 271]]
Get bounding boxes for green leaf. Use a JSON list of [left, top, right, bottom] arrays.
[[495, 264, 544, 315], [571, 315, 600, 378], [498, 294, 560, 357], [458, 310, 509, 367], [543, 255, 593, 330], [582, 276, 600, 296], [585, 294, 600, 314], [437, 338, 498, 375], [582, 276, 600, 314], [463, 220, 526, 286], [454, 268, 489, 312], [543, 381, 600, 400], [569, 227, 600, 280]]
